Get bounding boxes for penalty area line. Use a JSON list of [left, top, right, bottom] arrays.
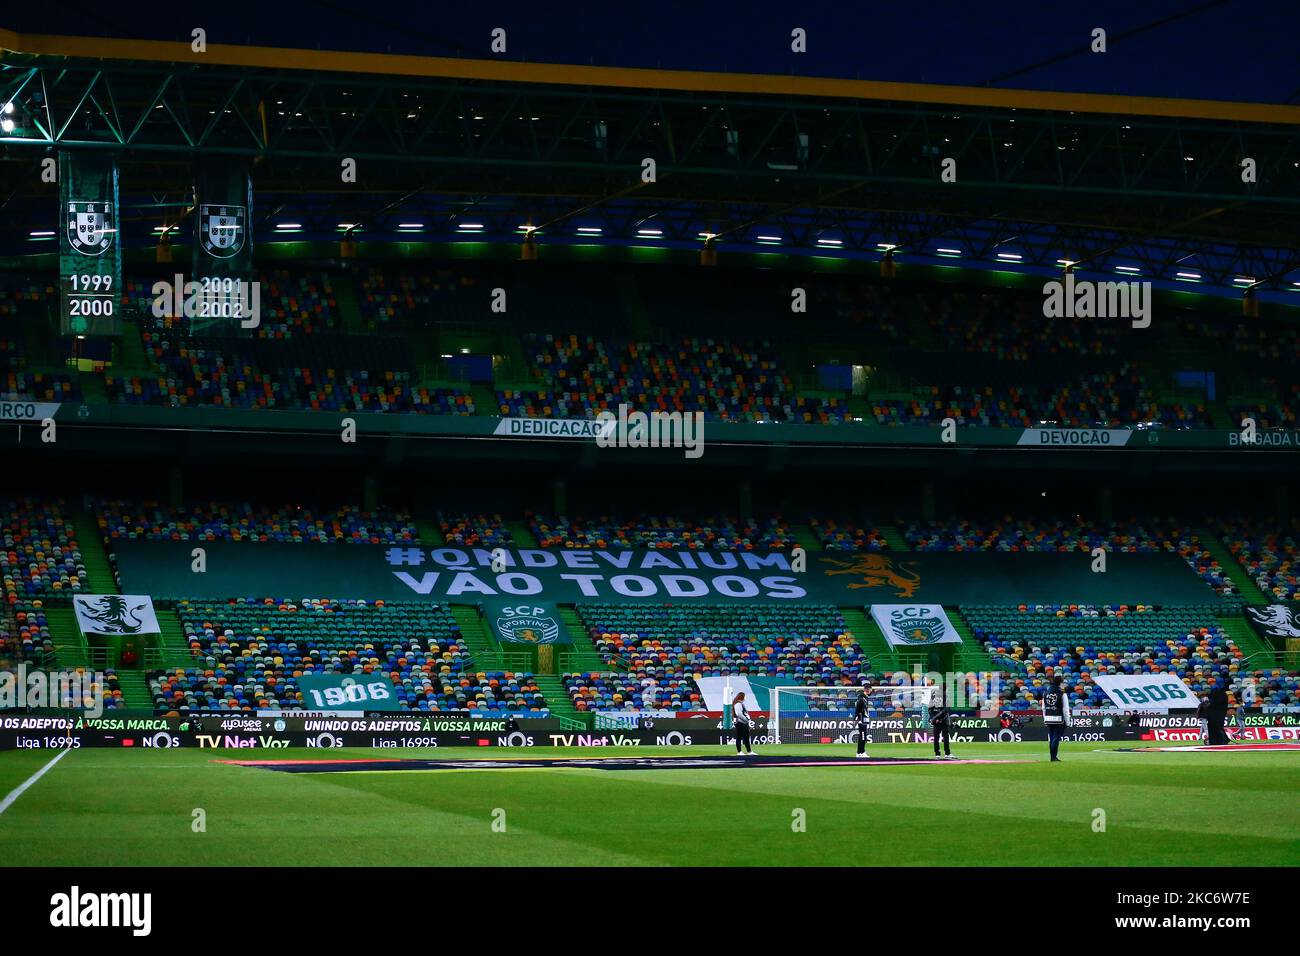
[[0, 747, 72, 816]]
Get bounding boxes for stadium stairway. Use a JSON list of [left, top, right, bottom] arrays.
[[468, 383, 497, 415], [840, 607, 898, 674], [880, 525, 912, 552], [1218, 614, 1277, 666], [73, 513, 117, 593], [19, 312, 55, 366], [77, 369, 108, 404], [114, 671, 153, 710], [532, 674, 589, 728], [116, 317, 151, 373], [557, 605, 612, 671], [415, 516, 439, 545], [795, 523, 821, 553], [947, 607, 998, 673], [45, 606, 89, 669], [331, 275, 365, 333], [450, 605, 505, 669], [154, 608, 195, 668], [1195, 527, 1272, 606], [505, 520, 535, 547]]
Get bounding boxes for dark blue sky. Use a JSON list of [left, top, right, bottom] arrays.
[[6, 0, 1296, 104]]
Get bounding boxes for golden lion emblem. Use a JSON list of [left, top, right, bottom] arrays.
[[821, 553, 921, 597]]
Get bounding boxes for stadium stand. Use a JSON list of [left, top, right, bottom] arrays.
[[1, 500, 88, 596], [1221, 517, 1299, 601], [500, 333, 851, 424], [898, 515, 1242, 597], [150, 597, 549, 714], [96, 499, 420, 545], [437, 512, 514, 548], [961, 604, 1274, 708], [526, 512, 796, 550], [356, 265, 480, 329], [572, 602, 866, 681], [808, 516, 892, 552]]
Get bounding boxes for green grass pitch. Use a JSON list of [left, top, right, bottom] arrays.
[[2, 743, 1296, 866]]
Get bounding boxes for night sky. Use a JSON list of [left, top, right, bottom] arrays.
[[5, 0, 1296, 104]]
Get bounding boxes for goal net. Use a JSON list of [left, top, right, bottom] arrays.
[[770, 684, 940, 744]]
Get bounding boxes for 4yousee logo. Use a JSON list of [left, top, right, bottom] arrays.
[[49, 886, 151, 936]]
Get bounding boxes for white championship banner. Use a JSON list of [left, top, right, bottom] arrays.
[[73, 594, 161, 636], [1092, 674, 1198, 712], [870, 604, 962, 647]]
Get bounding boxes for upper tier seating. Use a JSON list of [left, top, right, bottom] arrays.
[[500, 333, 850, 424], [900, 516, 1240, 597], [97, 500, 420, 545], [437, 512, 514, 548], [527, 513, 795, 550], [1, 499, 88, 596], [808, 516, 892, 552], [1221, 518, 1299, 601], [122, 271, 338, 340]]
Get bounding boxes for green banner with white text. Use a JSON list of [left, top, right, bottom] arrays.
[[112, 541, 1215, 606]]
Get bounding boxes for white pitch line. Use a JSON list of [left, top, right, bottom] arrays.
[[0, 747, 71, 815]]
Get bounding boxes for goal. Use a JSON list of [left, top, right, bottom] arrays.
[[770, 684, 940, 744]]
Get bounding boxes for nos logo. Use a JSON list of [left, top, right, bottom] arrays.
[[655, 732, 692, 746]]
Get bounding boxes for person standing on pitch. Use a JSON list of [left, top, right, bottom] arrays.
[[1206, 681, 1229, 745], [732, 692, 756, 756], [854, 683, 873, 758], [931, 680, 953, 759], [1042, 675, 1072, 762]]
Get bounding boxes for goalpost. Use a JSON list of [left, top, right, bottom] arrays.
[[770, 684, 940, 744]]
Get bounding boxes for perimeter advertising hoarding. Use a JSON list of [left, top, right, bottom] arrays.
[[11, 712, 1290, 750]]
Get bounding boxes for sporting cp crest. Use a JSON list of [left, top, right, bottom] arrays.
[[66, 201, 115, 256], [889, 609, 946, 645], [198, 204, 246, 258], [495, 611, 561, 644]]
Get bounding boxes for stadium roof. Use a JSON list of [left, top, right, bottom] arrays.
[[3, 20, 1300, 297]]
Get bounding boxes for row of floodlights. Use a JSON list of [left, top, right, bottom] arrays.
[[18, 221, 1294, 289]]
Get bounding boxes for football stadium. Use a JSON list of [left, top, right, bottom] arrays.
[[0, 1, 1297, 922]]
